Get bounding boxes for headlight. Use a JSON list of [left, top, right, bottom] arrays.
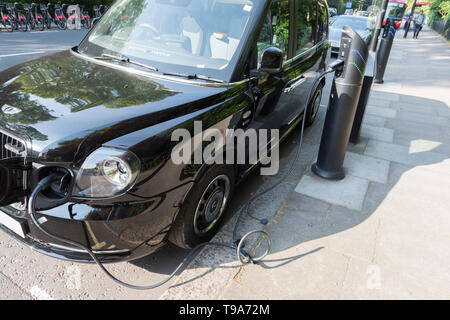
[[72, 147, 140, 198]]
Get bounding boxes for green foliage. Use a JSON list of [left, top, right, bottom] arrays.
[[427, 0, 450, 26], [430, 0, 450, 18]]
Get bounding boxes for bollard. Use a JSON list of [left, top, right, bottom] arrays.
[[374, 19, 396, 84], [350, 53, 375, 144], [312, 27, 369, 180]]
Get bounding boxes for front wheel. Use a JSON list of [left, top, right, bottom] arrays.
[[57, 19, 66, 29], [18, 20, 27, 32], [36, 19, 44, 31], [169, 165, 235, 249], [305, 83, 323, 127], [28, 19, 35, 30]]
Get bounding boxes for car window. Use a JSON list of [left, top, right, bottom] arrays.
[[296, 0, 316, 54], [256, 0, 290, 63]]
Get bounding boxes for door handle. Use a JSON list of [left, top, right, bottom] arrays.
[[283, 76, 306, 93]]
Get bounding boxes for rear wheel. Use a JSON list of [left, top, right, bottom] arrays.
[[305, 83, 323, 127], [4, 20, 13, 32], [169, 165, 235, 249]]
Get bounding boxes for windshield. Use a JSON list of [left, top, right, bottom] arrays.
[[331, 17, 373, 32], [78, 0, 257, 82]]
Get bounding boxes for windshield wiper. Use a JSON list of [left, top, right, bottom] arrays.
[[162, 71, 225, 84], [96, 53, 159, 72]]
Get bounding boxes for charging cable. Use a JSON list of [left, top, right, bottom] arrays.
[[28, 65, 341, 290]]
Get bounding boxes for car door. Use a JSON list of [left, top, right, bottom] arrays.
[[250, 0, 301, 134], [287, 0, 325, 120]]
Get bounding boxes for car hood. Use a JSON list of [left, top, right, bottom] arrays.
[[0, 50, 227, 162]]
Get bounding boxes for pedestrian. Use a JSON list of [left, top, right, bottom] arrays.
[[413, 10, 426, 39]]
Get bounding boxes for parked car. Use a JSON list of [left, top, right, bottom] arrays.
[[345, 9, 353, 15], [329, 15, 375, 56], [0, 0, 330, 263], [328, 7, 337, 17]]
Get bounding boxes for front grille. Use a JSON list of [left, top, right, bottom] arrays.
[[1, 129, 26, 160]]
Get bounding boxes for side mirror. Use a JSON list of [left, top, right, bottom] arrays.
[[260, 47, 284, 75]]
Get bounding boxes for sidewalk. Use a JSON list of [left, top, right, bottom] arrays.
[[159, 26, 450, 300]]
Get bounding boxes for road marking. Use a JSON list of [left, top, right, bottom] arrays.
[[0, 52, 45, 58], [29, 286, 54, 300]]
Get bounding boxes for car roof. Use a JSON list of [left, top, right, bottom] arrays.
[[336, 15, 369, 20]]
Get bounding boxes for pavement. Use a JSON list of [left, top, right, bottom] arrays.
[[0, 26, 448, 300], [160, 26, 450, 300]]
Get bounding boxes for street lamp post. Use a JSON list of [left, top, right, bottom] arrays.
[[403, 0, 417, 38]]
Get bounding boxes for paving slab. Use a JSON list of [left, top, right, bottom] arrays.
[[365, 105, 397, 119], [385, 118, 443, 137], [361, 114, 387, 128], [360, 125, 394, 143], [340, 256, 450, 299], [235, 246, 348, 299], [390, 101, 439, 115], [397, 110, 449, 126], [364, 140, 449, 169], [294, 171, 369, 211], [347, 137, 369, 155], [369, 91, 400, 102], [343, 152, 390, 184]]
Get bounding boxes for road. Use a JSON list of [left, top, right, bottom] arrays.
[[0, 29, 88, 70], [0, 29, 333, 299]]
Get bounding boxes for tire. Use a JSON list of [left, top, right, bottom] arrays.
[[305, 83, 323, 127], [58, 19, 66, 30], [4, 20, 13, 32], [18, 20, 27, 32], [46, 19, 51, 29], [37, 19, 44, 31], [29, 20, 35, 30], [169, 165, 235, 249]]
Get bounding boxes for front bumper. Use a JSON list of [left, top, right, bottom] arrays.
[[0, 182, 192, 263]]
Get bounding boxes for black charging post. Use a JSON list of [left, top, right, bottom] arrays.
[[374, 19, 396, 84], [312, 27, 369, 180], [349, 53, 375, 144]]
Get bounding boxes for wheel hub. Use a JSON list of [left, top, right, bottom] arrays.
[[193, 174, 231, 236], [205, 190, 224, 223]]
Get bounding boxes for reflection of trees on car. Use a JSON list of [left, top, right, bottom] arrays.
[[296, 0, 315, 53], [3, 54, 177, 115], [103, 0, 147, 35], [257, 0, 290, 61]]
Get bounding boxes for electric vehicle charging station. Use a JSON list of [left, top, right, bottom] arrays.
[[312, 26, 369, 180], [374, 19, 396, 84]]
